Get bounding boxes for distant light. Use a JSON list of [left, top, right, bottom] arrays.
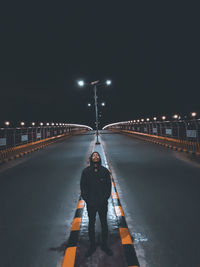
[[88, 103, 91, 107], [133, 120, 136, 123], [162, 116, 166, 120], [40, 122, 43, 126], [153, 117, 157, 121], [46, 123, 49, 126], [141, 119, 144, 122], [173, 114, 178, 119], [101, 102, 105, 106], [31, 122, 35, 126], [78, 80, 84, 87], [5, 121, 10, 126], [59, 123, 62, 126], [21, 122, 25, 126], [137, 119, 140, 122], [56, 123, 58, 126], [106, 80, 111, 86], [51, 123, 54, 126], [191, 112, 197, 117], [146, 118, 150, 122]]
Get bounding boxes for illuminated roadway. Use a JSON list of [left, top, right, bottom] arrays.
[[0, 130, 200, 266]]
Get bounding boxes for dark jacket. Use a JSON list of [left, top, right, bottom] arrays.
[[80, 153, 111, 207]]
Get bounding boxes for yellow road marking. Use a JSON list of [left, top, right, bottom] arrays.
[[119, 228, 133, 245], [71, 217, 81, 231], [61, 246, 77, 267], [77, 200, 84, 209]]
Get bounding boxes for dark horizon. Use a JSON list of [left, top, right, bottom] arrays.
[[1, 2, 200, 129]]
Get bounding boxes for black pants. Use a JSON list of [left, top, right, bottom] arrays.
[[87, 203, 108, 246]]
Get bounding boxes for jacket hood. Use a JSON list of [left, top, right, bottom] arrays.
[[89, 151, 102, 167]]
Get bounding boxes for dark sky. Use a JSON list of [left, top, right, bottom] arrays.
[[0, 2, 200, 128]]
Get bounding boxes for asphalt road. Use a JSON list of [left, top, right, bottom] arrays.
[[1, 130, 200, 267], [0, 133, 94, 267], [101, 131, 200, 267]]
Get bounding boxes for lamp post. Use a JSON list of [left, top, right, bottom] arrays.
[[77, 79, 111, 145]]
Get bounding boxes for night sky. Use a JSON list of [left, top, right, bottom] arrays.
[[0, 2, 200, 129]]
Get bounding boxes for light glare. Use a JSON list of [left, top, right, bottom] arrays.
[[191, 112, 197, 117], [106, 80, 111, 85], [78, 80, 84, 87]]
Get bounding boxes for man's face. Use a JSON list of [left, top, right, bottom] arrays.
[[91, 152, 100, 163]]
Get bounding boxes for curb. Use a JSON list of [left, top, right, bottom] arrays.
[[120, 130, 200, 159], [61, 197, 85, 267], [110, 174, 140, 267]]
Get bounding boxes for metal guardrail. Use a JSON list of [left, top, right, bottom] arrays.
[[109, 129, 200, 156], [0, 129, 87, 164]]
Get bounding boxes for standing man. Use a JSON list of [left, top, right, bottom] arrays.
[[80, 151, 113, 257]]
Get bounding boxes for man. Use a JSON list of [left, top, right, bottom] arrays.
[[80, 151, 113, 257]]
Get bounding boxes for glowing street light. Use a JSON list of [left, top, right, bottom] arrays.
[[153, 117, 157, 121], [51, 123, 54, 126], [31, 122, 35, 126], [141, 119, 144, 122], [162, 116, 166, 120], [101, 102, 105, 106], [173, 114, 178, 119], [106, 80, 111, 86], [88, 103, 91, 107], [78, 80, 84, 87], [5, 121, 10, 126], [137, 119, 140, 122], [40, 122, 43, 126], [21, 122, 25, 126], [191, 112, 197, 117], [77, 78, 111, 144], [46, 123, 49, 126], [146, 118, 150, 122]]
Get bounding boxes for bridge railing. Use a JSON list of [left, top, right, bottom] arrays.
[[0, 124, 91, 150], [0, 124, 92, 163], [104, 119, 200, 155]]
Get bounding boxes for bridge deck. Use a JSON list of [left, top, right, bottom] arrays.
[[0, 130, 200, 266]]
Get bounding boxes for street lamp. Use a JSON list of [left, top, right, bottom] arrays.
[[88, 103, 91, 107], [5, 121, 10, 126], [173, 114, 178, 119], [162, 116, 166, 120], [191, 112, 197, 117], [101, 102, 105, 106], [78, 80, 84, 87], [77, 79, 111, 144], [153, 117, 157, 121], [106, 80, 111, 86]]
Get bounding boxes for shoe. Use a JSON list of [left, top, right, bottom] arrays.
[[85, 245, 96, 257], [100, 245, 113, 256]]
